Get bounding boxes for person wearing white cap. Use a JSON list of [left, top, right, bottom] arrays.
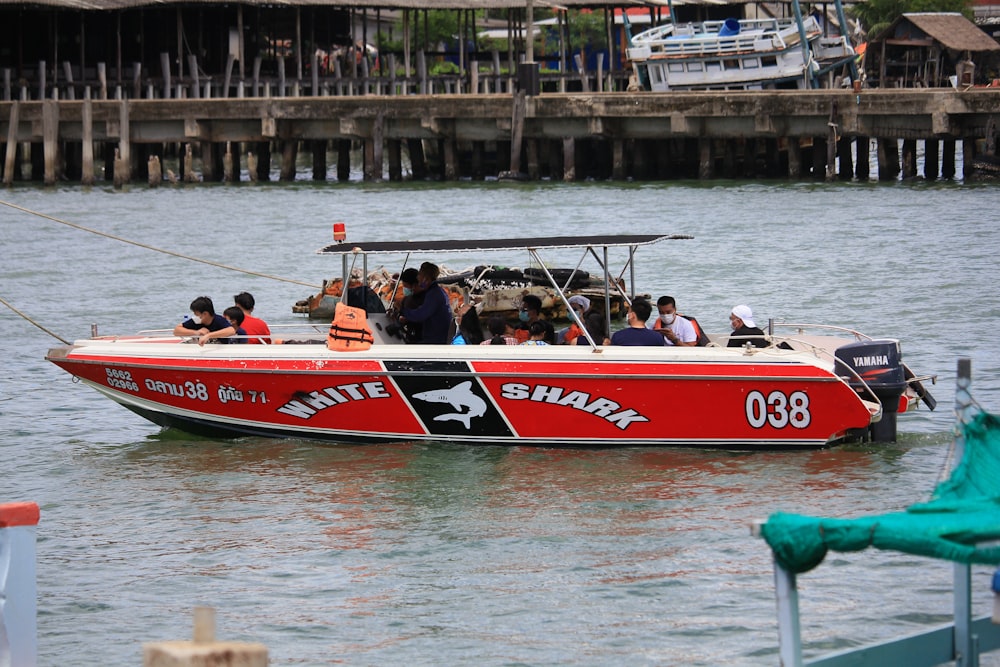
[[728, 304, 768, 348], [558, 294, 604, 345]]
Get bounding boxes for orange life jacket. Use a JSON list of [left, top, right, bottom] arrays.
[[327, 302, 374, 351]]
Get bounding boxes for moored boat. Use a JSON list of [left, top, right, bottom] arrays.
[[626, 13, 856, 92], [46, 235, 934, 448]]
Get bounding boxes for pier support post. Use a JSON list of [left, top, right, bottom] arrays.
[[81, 93, 95, 185], [812, 137, 828, 180], [0, 502, 40, 667], [526, 139, 539, 180], [877, 138, 899, 181], [148, 154, 162, 186], [855, 137, 870, 181], [924, 139, 939, 181], [387, 139, 402, 181], [279, 140, 297, 181], [471, 141, 484, 180], [223, 142, 235, 182], [202, 143, 219, 183], [562, 137, 576, 182], [787, 139, 801, 178], [962, 138, 975, 181], [443, 139, 457, 180], [372, 113, 384, 181], [42, 99, 61, 185], [942, 140, 956, 179], [408, 139, 426, 180], [311, 140, 327, 181], [4, 101, 19, 185], [722, 139, 737, 179], [117, 99, 132, 185], [698, 138, 713, 180], [254, 141, 271, 181], [612, 139, 624, 180], [836, 138, 852, 180], [901, 139, 917, 179], [336, 139, 351, 182]]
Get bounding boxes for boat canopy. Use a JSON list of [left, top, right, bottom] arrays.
[[760, 409, 1000, 574], [317, 234, 690, 255]]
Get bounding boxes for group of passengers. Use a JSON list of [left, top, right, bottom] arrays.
[[608, 297, 767, 348], [386, 261, 768, 349], [173, 292, 271, 345]]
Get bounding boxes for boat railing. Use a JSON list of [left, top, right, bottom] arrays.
[[122, 324, 331, 344], [769, 322, 873, 341]]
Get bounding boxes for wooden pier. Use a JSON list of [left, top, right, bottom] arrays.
[[2, 89, 999, 185]]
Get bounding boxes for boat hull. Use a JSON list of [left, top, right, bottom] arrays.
[[48, 341, 876, 448]]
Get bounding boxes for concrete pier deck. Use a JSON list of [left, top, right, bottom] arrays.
[[3, 89, 998, 184]]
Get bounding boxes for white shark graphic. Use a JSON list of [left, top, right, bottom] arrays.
[[412, 381, 487, 429]]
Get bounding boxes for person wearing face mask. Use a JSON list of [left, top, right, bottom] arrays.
[[610, 298, 666, 347], [399, 262, 452, 344], [514, 294, 556, 344], [652, 295, 698, 347], [727, 304, 768, 348], [173, 296, 237, 344]]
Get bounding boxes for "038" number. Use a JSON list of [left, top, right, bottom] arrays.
[[746, 390, 811, 429]]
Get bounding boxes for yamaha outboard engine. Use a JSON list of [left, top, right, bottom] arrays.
[[835, 339, 907, 442]]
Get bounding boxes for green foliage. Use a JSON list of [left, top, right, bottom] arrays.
[[429, 60, 460, 76], [850, 0, 972, 39]]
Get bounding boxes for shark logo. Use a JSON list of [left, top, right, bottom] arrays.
[[412, 381, 487, 429]]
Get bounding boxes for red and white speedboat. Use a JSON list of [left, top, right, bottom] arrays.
[[46, 235, 935, 448]]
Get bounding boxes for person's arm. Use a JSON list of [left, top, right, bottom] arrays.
[[402, 284, 446, 323], [198, 326, 236, 346], [173, 320, 203, 337]]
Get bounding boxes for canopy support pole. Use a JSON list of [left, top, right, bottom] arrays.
[[775, 558, 804, 667]]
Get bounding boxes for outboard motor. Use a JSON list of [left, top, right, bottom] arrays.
[[835, 339, 907, 443]]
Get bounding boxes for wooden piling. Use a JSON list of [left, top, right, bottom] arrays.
[[112, 147, 125, 188], [562, 137, 575, 182], [787, 139, 801, 178], [698, 138, 713, 180], [372, 113, 384, 181], [3, 101, 19, 185], [223, 142, 235, 182], [901, 139, 917, 179], [118, 99, 131, 184], [81, 93, 95, 185], [526, 139, 539, 179], [612, 139, 624, 180], [182, 143, 198, 182], [148, 154, 162, 186], [443, 139, 457, 180], [279, 140, 297, 181], [962, 138, 975, 181], [508, 90, 526, 177], [246, 151, 258, 182]]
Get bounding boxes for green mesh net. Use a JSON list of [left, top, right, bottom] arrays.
[[761, 411, 1000, 574]]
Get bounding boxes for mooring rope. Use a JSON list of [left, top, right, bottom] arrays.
[[0, 199, 323, 289], [0, 295, 70, 344]]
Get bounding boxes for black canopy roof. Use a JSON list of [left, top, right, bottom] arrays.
[[317, 234, 691, 255]]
